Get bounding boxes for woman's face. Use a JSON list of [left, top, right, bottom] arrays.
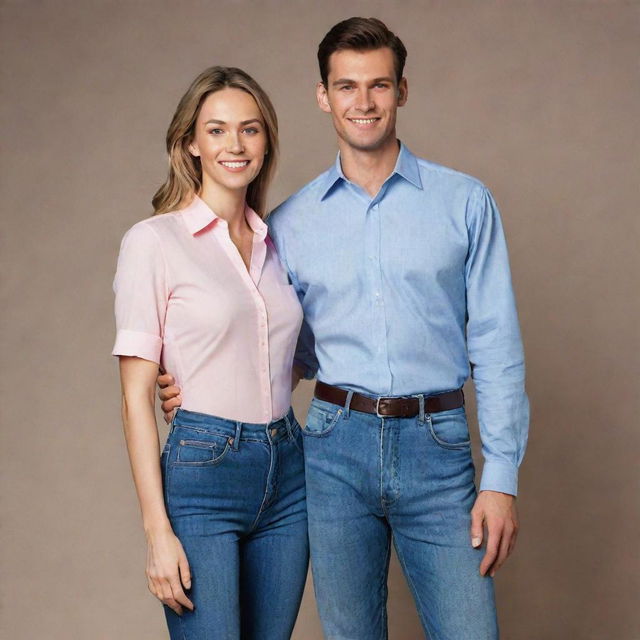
[[189, 87, 268, 196]]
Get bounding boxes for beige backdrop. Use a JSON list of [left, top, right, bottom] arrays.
[[2, 1, 639, 638]]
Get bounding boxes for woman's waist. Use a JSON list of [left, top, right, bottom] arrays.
[[172, 406, 296, 442]]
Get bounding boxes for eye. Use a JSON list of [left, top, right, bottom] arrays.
[[339, 85, 354, 91], [208, 128, 224, 135], [374, 83, 389, 89], [243, 127, 259, 135]]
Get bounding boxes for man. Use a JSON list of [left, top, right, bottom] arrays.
[[160, 17, 529, 639]]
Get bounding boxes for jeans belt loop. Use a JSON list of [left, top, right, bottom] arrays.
[[344, 390, 354, 418], [283, 413, 294, 441], [232, 421, 242, 451], [417, 394, 426, 423]]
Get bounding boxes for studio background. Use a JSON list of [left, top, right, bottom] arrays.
[[2, 1, 638, 638]]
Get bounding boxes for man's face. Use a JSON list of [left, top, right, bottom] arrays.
[[317, 47, 407, 152]]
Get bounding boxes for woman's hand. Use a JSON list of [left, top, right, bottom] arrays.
[[146, 526, 194, 615]]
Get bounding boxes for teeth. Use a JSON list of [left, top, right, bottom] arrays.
[[351, 118, 377, 124], [221, 161, 249, 168]]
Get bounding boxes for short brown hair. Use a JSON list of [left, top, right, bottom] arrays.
[[317, 17, 407, 87]]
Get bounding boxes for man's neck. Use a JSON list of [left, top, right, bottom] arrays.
[[338, 136, 400, 198]]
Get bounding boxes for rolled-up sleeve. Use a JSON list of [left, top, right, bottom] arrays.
[[112, 222, 169, 364], [465, 186, 530, 496]]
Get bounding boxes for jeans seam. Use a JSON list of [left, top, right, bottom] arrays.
[[249, 440, 275, 532], [380, 533, 391, 640], [392, 537, 433, 639]]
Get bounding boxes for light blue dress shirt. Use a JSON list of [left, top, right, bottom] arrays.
[[268, 143, 529, 496]]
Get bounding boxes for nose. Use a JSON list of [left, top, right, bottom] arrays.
[[354, 88, 374, 113], [226, 132, 244, 154]]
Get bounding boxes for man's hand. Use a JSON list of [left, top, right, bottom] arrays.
[[157, 372, 182, 424], [470, 490, 519, 577]]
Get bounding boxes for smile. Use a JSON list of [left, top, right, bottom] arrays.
[[348, 118, 380, 125], [219, 161, 250, 168]]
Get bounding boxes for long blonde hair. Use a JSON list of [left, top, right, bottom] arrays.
[[152, 66, 279, 217]]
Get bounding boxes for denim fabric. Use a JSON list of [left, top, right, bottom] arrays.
[[161, 407, 309, 639], [303, 397, 498, 640]]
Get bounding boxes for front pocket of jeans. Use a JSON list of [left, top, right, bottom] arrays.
[[302, 401, 343, 438], [174, 437, 231, 466], [427, 409, 471, 449]]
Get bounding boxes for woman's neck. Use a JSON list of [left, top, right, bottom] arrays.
[[199, 182, 249, 235]]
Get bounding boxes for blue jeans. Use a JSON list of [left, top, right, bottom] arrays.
[[302, 396, 498, 640], [161, 407, 309, 639]]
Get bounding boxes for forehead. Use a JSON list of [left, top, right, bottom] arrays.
[[197, 87, 262, 122], [327, 47, 396, 81]]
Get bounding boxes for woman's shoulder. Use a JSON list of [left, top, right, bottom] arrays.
[[121, 211, 183, 246]]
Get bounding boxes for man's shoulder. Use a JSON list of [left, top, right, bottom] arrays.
[[413, 154, 487, 194], [268, 168, 332, 228]]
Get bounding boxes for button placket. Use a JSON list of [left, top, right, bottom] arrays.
[[253, 291, 272, 421]]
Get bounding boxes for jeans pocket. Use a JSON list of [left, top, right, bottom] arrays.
[[427, 407, 471, 449], [302, 399, 343, 438], [172, 430, 232, 466]]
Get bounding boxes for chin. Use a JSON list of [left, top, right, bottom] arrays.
[[344, 136, 388, 152]]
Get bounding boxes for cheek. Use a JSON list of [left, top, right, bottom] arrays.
[[199, 139, 224, 162]]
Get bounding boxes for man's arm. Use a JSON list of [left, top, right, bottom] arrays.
[[464, 185, 530, 576]]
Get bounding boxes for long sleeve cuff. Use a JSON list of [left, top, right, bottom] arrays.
[[479, 460, 519, 496]]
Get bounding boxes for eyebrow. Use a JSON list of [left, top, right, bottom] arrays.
[[332, 76, 395, 86], [203, 118, 262, 126]]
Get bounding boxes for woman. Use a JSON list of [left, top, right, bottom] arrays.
[[112, 66, 308, 639]]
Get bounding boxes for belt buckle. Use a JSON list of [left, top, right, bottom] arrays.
[[375, 396, 385, 418]]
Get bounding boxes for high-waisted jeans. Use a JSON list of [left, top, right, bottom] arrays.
[[161, 407, 308, 639], [302, 396, 498, 640]]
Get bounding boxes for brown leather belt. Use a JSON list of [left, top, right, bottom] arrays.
[[314, 381, 464, 418]]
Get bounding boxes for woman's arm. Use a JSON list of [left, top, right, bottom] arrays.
[[119, 356, 194, 615]]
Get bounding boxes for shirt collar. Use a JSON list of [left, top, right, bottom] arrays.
[[181, 195, 267, 241], [320, 141, 423, 200]]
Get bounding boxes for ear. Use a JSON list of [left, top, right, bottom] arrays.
[[397, 77, 408, 107], [188, 140, 201, 157], [316, 81, 332, 114]]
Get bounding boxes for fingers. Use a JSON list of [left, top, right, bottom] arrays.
[[157, 373, 175, 389], [179, 550, 192, 591], [159, 579, 183, 616], [480, 522, 502, 577], [488, 523, 513, 577], [470, 506, 484, 549], [170, 578, 194, 612], [158, 385, 181, 403], [174, 552, 194, 611], [508, 521, 519, 555], [161, 396, 182, 424]]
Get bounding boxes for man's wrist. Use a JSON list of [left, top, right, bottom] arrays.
[[479, 460, 519, 497]]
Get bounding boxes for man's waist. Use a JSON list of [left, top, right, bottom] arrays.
[[314, 381, 464, 418]]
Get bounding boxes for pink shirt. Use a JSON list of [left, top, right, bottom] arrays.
[[112, 196, 303, 423]]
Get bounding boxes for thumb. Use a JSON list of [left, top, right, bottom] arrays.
[[470, 508, 484, 548]]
